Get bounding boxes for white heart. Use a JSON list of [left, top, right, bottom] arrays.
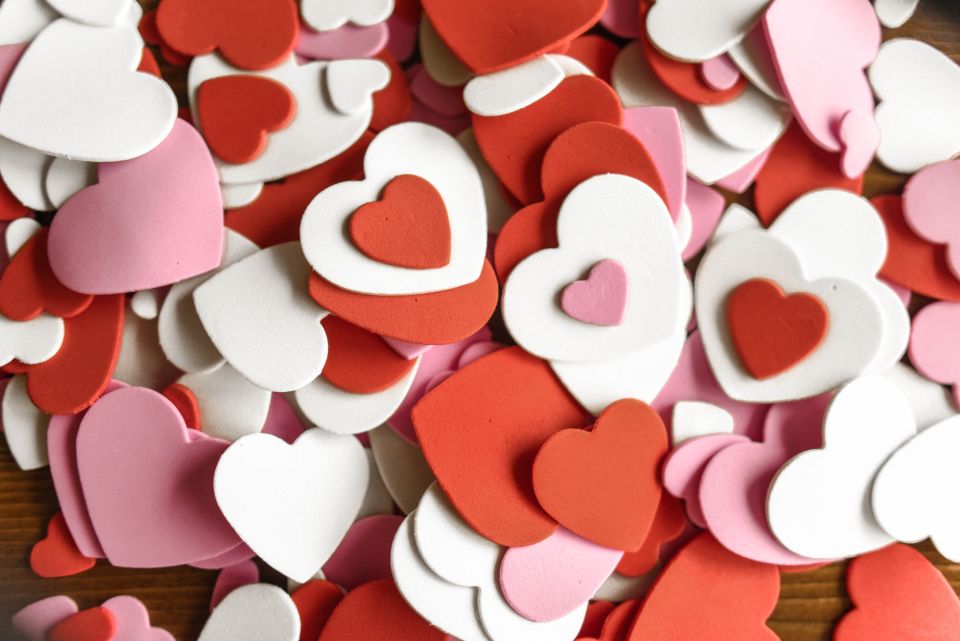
[[2, 375, 49, 471], [45, 0, 134, 27], [177, 364, 271, 442], [198, 584, 299, 641], [5, 217, 40, 258], [111, 302, 180, 390], [699, 84, 790, 152], [326, 59, 391, 115], [877, 362, 956, 431], [0, 0, 57, 45], [44, 157, 97, 210], [301, 0, 394, 32], [0, 138, 52, 210], [646, 0, 772, 62], [368, 425, 435, 514], [463, 55, 565, 117], [0, 313, 62, 366], [873, 0, 918, 28], [671, 401, 735, 445]]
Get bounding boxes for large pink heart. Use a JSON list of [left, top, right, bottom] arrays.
[[48, 119, 223, 294], [76, 386, 241, 568]]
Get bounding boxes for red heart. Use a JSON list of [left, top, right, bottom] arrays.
[[640, 35, 747, 106], [320, 316, 417, 394], [473, 75, 623, 205], [292, 580, 343, 641], [412, 346, 591, 547], [155, 0, 299, 71], [318, 580, 446, 641], [0, 174, 28, 221], [422, 0, 604, 74], [532, 399, 668, 551], [370, 50, 412, 133], [29, 512, 96, 578], [625, 533, 780, 641], [196, 75, 296, 164], [48, 607, 116, 641], [349, 174, 452, 270], [615, 494, 687, 576], [835, 544, 960, 641], [0, 229, 93, 321], [726, 278, 829, 380], [161, 383, 203, 430]]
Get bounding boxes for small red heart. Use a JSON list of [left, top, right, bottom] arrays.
[[162, 383, 203, 430], [835, 544, 960, 641], [318, 580, 446, 641], [196, 75, 296, 164], [349, 175, 452, 270], [640, 35, 747, 106], [422, 0, 604, 74], [320, 316, 417, 394], [292, 580, 343, 641], [615, 494, 687, 576], [47, 607, 116, 641], [155, 0, 299, 71], [726, 278, 829, 380], [30, 512, 96, 578], [532, 399, 668, 552]]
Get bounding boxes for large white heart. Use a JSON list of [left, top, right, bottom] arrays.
[[301, 0, 394, 31], [646, 0, 772, 62], [198, 584, 299, 641]]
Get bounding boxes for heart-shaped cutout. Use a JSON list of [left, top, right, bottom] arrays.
[[198, 584, 300, 641], [292, 580, 343, 641], [48, 607, 116, 641], [29, 512, 95, 578], [318, 580, 446, 641], [321, 316, 417, 394], [560, 259, 629, 327], [102, 596, 174, 641]]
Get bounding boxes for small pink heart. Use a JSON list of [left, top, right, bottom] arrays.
[[700, 55, 741, 91], [838, 109, 880, 178], [903, 159, 960, 280], [12, 596, 79, 641], [48, 119, 223, 294], [76, 386, 241, 568], [662, 433, 749, 527], [560, 259, 629, 327], [102, 596, 174, 641], [210, 560, 260, 610]]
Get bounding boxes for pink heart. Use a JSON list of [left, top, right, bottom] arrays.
[[189, 542, 256, 570], [12, 596, 79, 641], [714, 144, 773, 195], [296, 23, 389, 60], [261, 393, 306, 445], [560, 259, 629, 327], [623, 107, 686, 222], [909, 301, 960, 407], [682, 178, 726, 261], [903, 159, 960, 280], [838, 109, 880, 178], [700, 55, 741, 91], [322, 514, 403, 590], [662, 433, 749, 527], [210, 560, 260, 610], [76, 386, 241, 568], [102, 596, 174, 641], [499, 527, 622, 622], [48, 119, 223, 294]]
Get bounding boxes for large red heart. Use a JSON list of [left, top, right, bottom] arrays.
[[412, 346, 591, 547], [349, 174, 452, 270], [48, 607, 116, 641], [321, 316, 417, 394], [616, 494, 687, 576], [835, 544, 960, 641], [29, 512, 96, 578], [626, 533, 779, 641], [156, 0, 299, 71], [318, 580, 446, 641], [532, 399, 668, 552], [196, 75, 296, 164], [726, 279, 829, 380], [422, 0, 604, 74]]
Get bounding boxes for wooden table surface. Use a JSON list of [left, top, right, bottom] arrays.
[[2, 2, 960, 640]]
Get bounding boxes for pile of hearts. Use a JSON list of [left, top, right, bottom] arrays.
[[1, 0, 960, 639]]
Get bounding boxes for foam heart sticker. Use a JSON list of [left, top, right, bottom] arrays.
[[46, 0, 132, 27], [533, 399, 668, 551], [11, 596, 78, 641], [412, 346, 591, 547], [909, 302, 960, 404], [302, 0, 394, 32], [156, 0, 299, 71], [102, 595, 175, 641], [903, 159, 960, 279], [615, 494, 687, 576], [322, 515, 403, 590], [834, 544, 960, 641], [30, 512, 95, 578], [349, 174, 452, 269], [641, 35, 747, 106], [48, 607, 116, 641], [197, 584, 300, 641], [196, 75, 297, 164], [701, 55, 742, 91], [77, 387, 241, 567], [421, 0, 604, 74], [292, 580, 343, 641], [663, 433, 749, 527], [318, 580, 446, 641], [48, 119, 224, 295], [210, 560, 260, 610], [320, 316, 417, 394], [370, 50, 413, 131], [560, 259, 629, 327], [296, 22, 390, 61], [565, 35, 620, 83], [646, 0, 771, 62]]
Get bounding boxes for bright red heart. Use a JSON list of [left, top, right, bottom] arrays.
[[413, 346, 591, 547], [0, 229, 93, 321], [48, 607, 116, 641], [156, 0, 299, 71], [0, 174, 28, 221], [835, 544, 960, 641], [532, 399, 668, 552], [727, 279, 829, 380], [293, 580, 343, 641], [321, 316, 417, 394], [196, 75, 296, 164], [616, 494, 687, 576], [370, 49, 412, 133], [29, 512, 96, 578], [626, 533, 780, 641], [422, 0, 604, 74], [162, 382, 203, 429], [349, 175, 452, 270], [641, 35, 747, 106], [318, 580, 446, 641]]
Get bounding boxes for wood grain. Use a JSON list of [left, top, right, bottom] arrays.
[[2, 1, 960, 640]]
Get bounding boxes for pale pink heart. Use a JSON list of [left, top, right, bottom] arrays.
[[903, 159, 960, 280], [47, 119, 223, 294], [662, 434, 749, 527], [47, 380, 127, 559], [560, 259, 630, 326], [699, 395, 833, 565], [682, 178, 725, 261], [322, 514, 403, 590], [261, 393, 306, 445], [838, 109, 880, 178], [499, 527, 622, 622], [189, 542, 256, 570], [714, 144, 773, 194], [383, 336, 433, 360], [623, 106, 686, 222], [599, 0, 641, 37], [700, 54, 741, 91], [387, 14, 418, 61], [11, 596, 78, 641], [210, 560, 260, 610], [652, 331, 770, 442], [103, 596, 174, 641], [76, 386, 241, 568], [409, 65, 468, 118], [908, 301, 960, 407], [763, 0, 880, 153], [0, 43, 26, 96], [295, 23, 389, 60]]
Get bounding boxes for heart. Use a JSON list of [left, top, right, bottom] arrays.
[[532, 398, 668, 551], [213, 428, 369, 582], [615, 494, 687, 576], [48, 119, 223, 295], [46, 0, 130, 26], [321, 515, 403, 590], [349, 174, 452, 270], [663, 433, 749, 527], [560, 259, 629, 327], [12, 596, 79, 641], [327, 59, 391, 115], [835, 544, 960, 641], [196, 75, 297, 164], [198, 584, 299, 641], [903, 160, 960, 280], [29, 512, 95, 578], [102, 596, 174, 641], [292, 580, 343, 641], [421, 0, 604, 74], [321, 316, 417, 394], [701, 54, 742, 91], [161, 382, 203, 429], [48, 607, 116, 641], [318, 580, 446, 641], [0, 19, 177, 162], [369, 50, 412, 131], [646, 0, 771, 62], [726, 278, 829, 380], [838, 109, 880, 178], [301, 0, 394, 31], [76, 386, 241, 568], [156, 0, 299, 71], [642, 35, 747, 105], [210, 561, 259, 610]]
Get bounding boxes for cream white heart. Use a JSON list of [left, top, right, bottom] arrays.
[[327, 59, 390, 115], [301, 0, 394, 32], [198, 584, 299, 641], [2, 375, 49, 471], [646, 0, 772, 62], [177, 364, 272, 442], [45, 0, 134, 27]]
